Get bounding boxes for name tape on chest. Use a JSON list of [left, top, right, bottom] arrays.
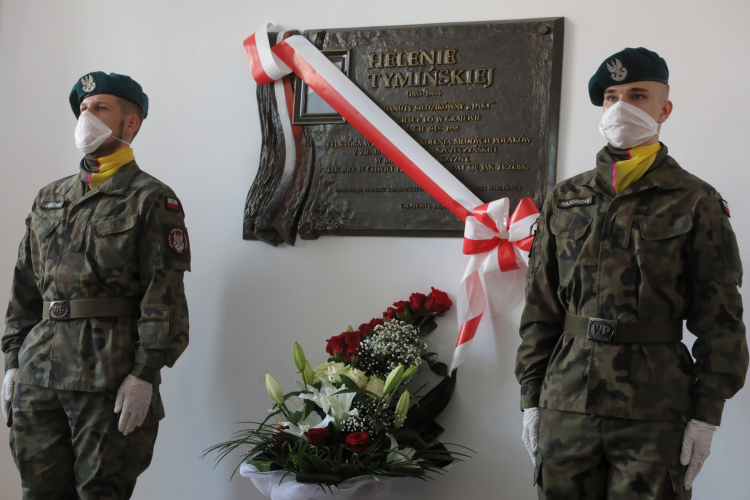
[[41, 201, 64, 210], [166, 197, 181, 212], [558, 196, 594, 209]]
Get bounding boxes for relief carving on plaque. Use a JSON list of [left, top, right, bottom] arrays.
[[244, 19, 564, 245]]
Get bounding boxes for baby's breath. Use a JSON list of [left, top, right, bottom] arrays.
[[358, 320, 427, 380], [342, 398, 395, 434]]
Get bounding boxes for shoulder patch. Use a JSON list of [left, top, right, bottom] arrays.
[[167, 227, 190, 254], [41, 201, 64, 210], [558, 196, 593, 209], [720, 199, 730, 217], [166, 196, 181, 212]]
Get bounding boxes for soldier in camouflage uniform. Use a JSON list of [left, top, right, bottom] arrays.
[[517, 48, 747, 499], [1, 72, 190, 499]]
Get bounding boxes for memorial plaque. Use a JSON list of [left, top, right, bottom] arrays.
[[243, 18, 563, 243]]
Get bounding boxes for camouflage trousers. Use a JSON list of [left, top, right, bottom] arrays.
[[9, 383, 159, 500], [535, 409, 689, 500]]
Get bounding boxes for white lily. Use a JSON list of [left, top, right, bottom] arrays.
[[285, 395, 305, 411], [278, 411, 334, 439], [299, 379, 359, 429], [386, 433, 421, 468]]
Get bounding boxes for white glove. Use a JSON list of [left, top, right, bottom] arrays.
[[522, 407, 541, 467], [114, 375, 153, 435], [2, 369, 17, 425], [680, 419, 716, 490]]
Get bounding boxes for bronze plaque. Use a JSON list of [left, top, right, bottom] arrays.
[[243, 18, 563, 244]]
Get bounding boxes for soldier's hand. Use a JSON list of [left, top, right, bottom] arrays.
[[680, 419, 716, 490], [522, 407, 541, 466], [2, 368, 17, 426], [114, 375, 153, 435]]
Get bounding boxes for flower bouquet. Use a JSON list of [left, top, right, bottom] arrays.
[[205, 288, 470, 498]]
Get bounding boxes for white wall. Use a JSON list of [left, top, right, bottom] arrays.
[[1, 1, 748, 498]]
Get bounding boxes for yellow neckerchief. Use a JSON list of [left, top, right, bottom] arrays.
[[613, 142, 661, 193], [87, 147, 135, 189]]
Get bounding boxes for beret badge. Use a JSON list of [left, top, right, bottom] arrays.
[[80, 74, 96, 93], [607, 59, 627, 82]]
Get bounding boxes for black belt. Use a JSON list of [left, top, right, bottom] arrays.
[[43, 298, 141, 320], [564, 313, 683, 343]]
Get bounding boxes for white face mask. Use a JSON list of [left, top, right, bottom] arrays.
[[598, 101, 659, 149], [74, 110, 130, 154]]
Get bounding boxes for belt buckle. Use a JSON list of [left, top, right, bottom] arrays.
[[48, 301, 70, 320], [587, 317, 616, 342]]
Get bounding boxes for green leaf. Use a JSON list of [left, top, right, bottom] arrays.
[[422, 442, 453, 468], [422, 421, 446, 440], [333, 387, 382, 399], [246, 460, 276, 472], [405, 371, 456, 433], [418, 321, 438, 336], [402, 308, 414, 324], [303, 400, 319, 416], [338, 374, 359, 391], [428, 362, 448, 377]]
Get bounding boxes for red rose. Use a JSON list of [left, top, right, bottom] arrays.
[[409, 293, 428, 314], [275, 425, 290, 442], [369, 318, 384, 330], [392, 300, 410, 316], [384, 307, 399, 322], [344, 330, 364, 345], [305, 428, 330, 446], [345, 343, 360, 362], [425, 287, 452, 316], [358, 322, 372, 337], [326, 334, 347, 358], [345, 432, 372, 453]]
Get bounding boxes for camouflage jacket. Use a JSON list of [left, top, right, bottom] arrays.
[[517, 143, 747, 425], [2, 159, 190, 409]]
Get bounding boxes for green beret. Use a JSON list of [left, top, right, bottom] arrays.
[[588, 47, 669, 106], [69, 71, 149, 119]]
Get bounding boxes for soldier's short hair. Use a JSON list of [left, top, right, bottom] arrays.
[[117, 97, 144, 139]]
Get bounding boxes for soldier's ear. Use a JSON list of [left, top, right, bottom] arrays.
[[123, 114, 140, 140], [658, 100, 673, 124]]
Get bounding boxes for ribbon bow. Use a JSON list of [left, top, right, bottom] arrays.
[[451, 198, 539, 372], [243, 24, 540, 373], [463, 198, 539, 272]]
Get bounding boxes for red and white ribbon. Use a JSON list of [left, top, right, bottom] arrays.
[[451, 198, 539, 372], [244, 24, 540, 373], [271, 31, 303, 195]]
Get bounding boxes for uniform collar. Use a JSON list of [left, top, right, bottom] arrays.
[[56, 160, 141, 204], [575, 142, 681, 197]]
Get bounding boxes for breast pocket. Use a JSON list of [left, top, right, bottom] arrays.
[[636, 212, 692, 281], [28, 211, 61, 275], [89, 214, 140, 277], [550, 211, 592, 283]]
